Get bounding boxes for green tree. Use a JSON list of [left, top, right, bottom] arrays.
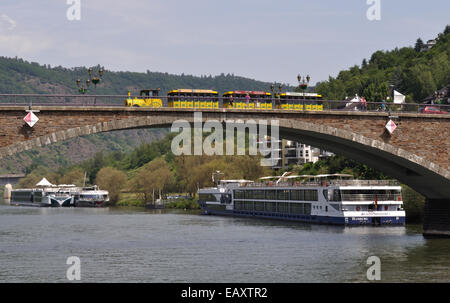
[[95, 167, 128, 205], [361, 59, 367, 69], [444, 25, 450, 35], [59, 167, 85, 186], [129, 158, 175, 203], [414, 38, 424, 52]]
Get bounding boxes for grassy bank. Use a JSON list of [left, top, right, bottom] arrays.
[[114, 192, 199, 209], [165, 198, 200, 209]]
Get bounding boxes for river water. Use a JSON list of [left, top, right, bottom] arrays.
[[0, 204, 449, 283]]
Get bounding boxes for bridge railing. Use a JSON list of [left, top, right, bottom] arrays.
[[0, 94, 126, 107], [0, 94, 449, 114]]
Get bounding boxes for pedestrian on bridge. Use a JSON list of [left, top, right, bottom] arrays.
[[229, 94, 234, 108], [361, 96, 367, 111]]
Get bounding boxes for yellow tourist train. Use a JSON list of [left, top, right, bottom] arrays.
[[125, 89, 162, 107], [223, 90, 272, 109], [278, 92, 324, 111], [168, 89, 219, 109], [125, 88, 323, 111]]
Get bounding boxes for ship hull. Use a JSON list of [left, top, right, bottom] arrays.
[[201, 206, 405, 226]]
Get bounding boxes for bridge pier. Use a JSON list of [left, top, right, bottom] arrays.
[[423, 199, 450, 238]]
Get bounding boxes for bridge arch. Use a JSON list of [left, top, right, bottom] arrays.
[[1, 115, 448, 200]]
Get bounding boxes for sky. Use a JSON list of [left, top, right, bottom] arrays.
[[0, 0, 449, 86]]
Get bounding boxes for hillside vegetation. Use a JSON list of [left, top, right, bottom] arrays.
[[0, 128, 168, 174], [316, 25, 450, 102], [0, 57, 287, 96]]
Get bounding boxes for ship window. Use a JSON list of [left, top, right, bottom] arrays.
[[304, 203, 311, 214], [340, 189, 401, 201], [244, 190, 252, 199], [277, 189, 289, 200], [332, 189, 341, 201], [304, 190, 318, 201], [290, 189, 304, 201], [254, 190, 265, 200], [265, 202, 276, 212], [255, 202, 265, 211], [266, 190, 276, 200], [234, 190, 245, 199], [278, 202, 289, 213], [199, 193, 218, 202], [290, 203, 304, 214]]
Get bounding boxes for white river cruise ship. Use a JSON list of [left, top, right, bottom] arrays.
[[197, 174, 405, 225]]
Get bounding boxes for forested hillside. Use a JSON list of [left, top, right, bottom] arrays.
[[0, 57, 286, 95], [0, 128, 168, 174], [316, 25, 450, 102]]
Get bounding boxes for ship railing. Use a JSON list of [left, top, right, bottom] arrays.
[[326, 180, 399, 186], [241, 180, 399, 188], [341, 194, 402, 201]]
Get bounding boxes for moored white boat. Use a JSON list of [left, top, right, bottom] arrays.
[[198, 174, 405, 226], [10, 178, 109, 208]]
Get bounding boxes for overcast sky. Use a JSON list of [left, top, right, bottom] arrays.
[[0, 0, 448, 86]]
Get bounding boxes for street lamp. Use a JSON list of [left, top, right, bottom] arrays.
[[297, 74, 310, 97], [76, 66, 104, 94], [76, 79, 87, 94]]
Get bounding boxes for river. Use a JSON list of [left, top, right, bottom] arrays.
[[0, 204, 449, 283]]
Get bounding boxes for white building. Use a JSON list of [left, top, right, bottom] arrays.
[[257, 136, 333, 169]]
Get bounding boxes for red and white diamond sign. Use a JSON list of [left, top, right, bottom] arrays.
[[24, 112, 39, 127], [385, 119, 397, 134]]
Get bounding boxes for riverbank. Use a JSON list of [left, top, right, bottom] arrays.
[[114, 193, 200, 209]]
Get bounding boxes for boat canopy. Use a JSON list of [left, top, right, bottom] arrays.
[[219, 179, 254, 184], [313, 174, 353, 179], [259, 176, 282, 180], [259, 173, 353, 182], [36, 178, 55, 187]]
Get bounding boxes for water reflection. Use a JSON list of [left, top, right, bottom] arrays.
[[0, 205, 448, 282]]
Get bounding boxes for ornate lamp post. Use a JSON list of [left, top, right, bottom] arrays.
[[297, 74, 310, 97], [76, 67, 104, 94], [88, 67, 104, 87]]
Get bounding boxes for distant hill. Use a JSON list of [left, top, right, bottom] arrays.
[[0, 57, 291, 96], [0, 128, 169, 174], [316, 25, 450, 102]]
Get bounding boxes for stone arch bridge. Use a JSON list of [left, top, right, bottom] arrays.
[[0, 106, 449, 236]]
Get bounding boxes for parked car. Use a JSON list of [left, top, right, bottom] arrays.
[[419, 106, 448, 114]]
